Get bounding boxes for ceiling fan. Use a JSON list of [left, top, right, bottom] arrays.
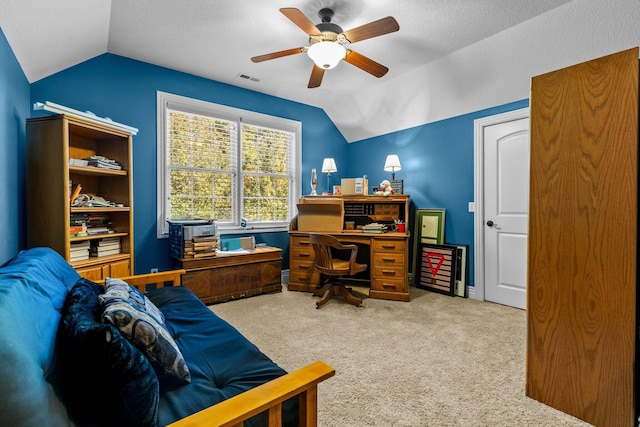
[[251, 7, 399, 88]]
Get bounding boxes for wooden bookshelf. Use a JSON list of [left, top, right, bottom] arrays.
[[26, 114, 134, 280]]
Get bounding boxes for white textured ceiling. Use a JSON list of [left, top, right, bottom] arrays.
[[0, 0, 573, 140]]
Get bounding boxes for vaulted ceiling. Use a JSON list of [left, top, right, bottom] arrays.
[[0, 0, 573, 140]]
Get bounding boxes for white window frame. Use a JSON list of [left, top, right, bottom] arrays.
[[157, 91, 302, 238]]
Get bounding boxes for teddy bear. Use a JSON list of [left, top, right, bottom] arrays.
[[375, 179, 394, 196]]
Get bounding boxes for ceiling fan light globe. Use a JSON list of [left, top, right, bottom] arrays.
[[307, 42, 346, 70]]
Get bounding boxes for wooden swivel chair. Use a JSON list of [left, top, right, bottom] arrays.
[[309, 233, 367, 309]]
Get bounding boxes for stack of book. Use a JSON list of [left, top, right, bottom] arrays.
[[362, 223, 387, 233], [70, 241, 90, 262], [70, 213, 89, 237], [168, 220, 218, 258], [85, 155, 122, 170], [183, 235, 219, 258], [90, 237, 121, 258], [86, 213, 114, 235], [69, 158, 89, 167]]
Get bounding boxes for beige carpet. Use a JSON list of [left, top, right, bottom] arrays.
[[210, 286, 592, 427]]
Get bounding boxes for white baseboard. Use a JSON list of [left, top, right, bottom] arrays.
[[281, 269, 289, 284]]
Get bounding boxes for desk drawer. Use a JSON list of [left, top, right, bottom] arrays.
[[373, 239, 405, 253], [289, 270, 318, 286], [373, 264, 404, 280], [291, 247, 315, 260], [374, 252, 404, 265], [290, 259, 316, 273], [371, 277, 406, 293], [291, 236, 313, 248]]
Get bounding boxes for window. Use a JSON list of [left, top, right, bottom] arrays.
[[157, 92, 301, 237]]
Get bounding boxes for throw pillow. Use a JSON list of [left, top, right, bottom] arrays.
[[104, 277, 166, 324], [100, 279, 191, 389], [55, 278, 159, 427]]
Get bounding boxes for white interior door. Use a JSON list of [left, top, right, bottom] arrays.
[[481, 113, 529, 309]]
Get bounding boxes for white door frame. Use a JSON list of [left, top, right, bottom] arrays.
[[472, 107, 530, 301]]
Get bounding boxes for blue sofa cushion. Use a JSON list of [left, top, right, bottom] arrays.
[[101, 279, 191, 389], [147, 286, 299, 427], [55, 278, 159, 427], [0, 248, 80, 427]]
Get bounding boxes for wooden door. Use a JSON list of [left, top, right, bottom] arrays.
[[527, 48, 638, 426]]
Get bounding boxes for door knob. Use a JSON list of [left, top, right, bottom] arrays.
[[486, 220, 501, 230]]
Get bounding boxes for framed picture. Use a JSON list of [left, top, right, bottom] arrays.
[[391, 179, 404, 194], [412, 209, 446, 282], [450, 244, 468, 297], [415, 209, 445, 244], [417, 243, 457, 296]]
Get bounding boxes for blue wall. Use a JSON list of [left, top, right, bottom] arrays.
[[346, 100, 529, 285], [0, 28, 30, 265], [2, 38, 530, 284], [30, 54, 348, 273]]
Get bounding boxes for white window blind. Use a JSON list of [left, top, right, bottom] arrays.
[[157, 92, 301, 237]]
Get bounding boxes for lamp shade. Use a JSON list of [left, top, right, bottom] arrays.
[[384, 155, 401, 173], [307, 42, 346, 70], [321, 158, 337, 175]]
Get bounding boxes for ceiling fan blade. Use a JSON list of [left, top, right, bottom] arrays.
[[280, 8, 322, 36], [342, 16, 399, 44], [308, 65, 325, 88], [251, 47, 304, 63], [344, 50, 389, 78]]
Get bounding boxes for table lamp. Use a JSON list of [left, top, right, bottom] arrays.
[[384, 154, 403, 194], [321, 158, 337, 194], [384, 155, 401, 180]]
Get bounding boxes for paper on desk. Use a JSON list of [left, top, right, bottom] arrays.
[[216, 248, 251, 256]]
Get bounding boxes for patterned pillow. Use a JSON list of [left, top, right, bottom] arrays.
[[55, 278, 159, 427], [103, 277, 165, 324], [100, 279, 191, 389]]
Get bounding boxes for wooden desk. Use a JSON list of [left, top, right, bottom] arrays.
[[288, 231, 410, 302], [173, 247, 282, 304]]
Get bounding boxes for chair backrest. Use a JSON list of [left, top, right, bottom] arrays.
[[308, 233, 365, 277], [309, 233, 340, 272]]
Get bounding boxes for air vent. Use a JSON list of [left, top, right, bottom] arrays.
[[236, 73, 260, 83]]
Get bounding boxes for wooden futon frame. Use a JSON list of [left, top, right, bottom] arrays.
[[105, 269, 335, 427]]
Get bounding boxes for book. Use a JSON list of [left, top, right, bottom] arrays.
[[192, 235, 219, 242], [70, 184, 82, 204], [96, 237, 121, 248], [193, 242, 217, 250], [97, 242, 121, 250], [87, 227, 114, 235], [69, 231, 89, 238], [85, 155, 122, 170], [193, 250, 217, 258], [362, 223, 387, 233], [69, 249, 90, 261], [90, 247, 121, 257], [70, 253, 89, 260], [69, 158, 89, 167]]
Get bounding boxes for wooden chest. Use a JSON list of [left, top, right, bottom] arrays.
[[173, 247, 282, 304]]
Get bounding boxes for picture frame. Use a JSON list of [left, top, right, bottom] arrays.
[[415, 208, 445, 244], [450, 244, 468, 297], [391, 179, 404, 194], [417, 243, 457, 296], [412, 209, 446, 281]]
